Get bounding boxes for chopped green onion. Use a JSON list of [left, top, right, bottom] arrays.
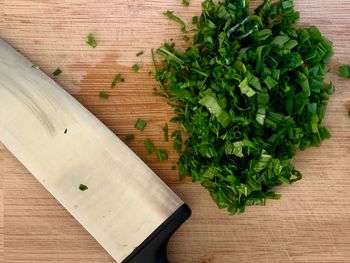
[[53, 67, 62, 76], [163, 10, 187, 33], [155, 149, 169, 160], [79, 184, 88, 191], [339, 65, 350, 78], [132, 64, 140, 72], [86, 33, 97, 48], [99, 91, 109, 100], [182, 0, 189, 7], [135, 119, 147, 131], [125, 134, 135, 140], [154, 0, 334, 215], [111, 73, 124, 88], [136, 51, 144, 57], [144, 138, 156, 153]]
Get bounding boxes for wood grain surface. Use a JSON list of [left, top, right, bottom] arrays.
[[0, 0, 350, 262]]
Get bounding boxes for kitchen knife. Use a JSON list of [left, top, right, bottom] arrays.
[[0, 39, 191, 262]]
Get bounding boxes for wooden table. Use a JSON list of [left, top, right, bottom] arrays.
[[1, 0, 350, 262]]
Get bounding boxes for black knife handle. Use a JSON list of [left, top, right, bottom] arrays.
[[124, 204, 191, 263]]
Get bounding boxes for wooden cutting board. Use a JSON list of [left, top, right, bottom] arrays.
[[1, 0, 350, 262]]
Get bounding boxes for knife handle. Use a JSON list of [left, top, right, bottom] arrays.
[[124, 204, 191, 263]]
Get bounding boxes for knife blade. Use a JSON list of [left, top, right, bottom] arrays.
[[0, 39, 191, 262]]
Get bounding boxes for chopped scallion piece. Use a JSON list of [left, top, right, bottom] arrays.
[[135, 119, 147, 131], [86, 33, 97, 48], [53, 67, 62, 76], [125, 134, 135, 140], [144, 138, 156, 153], [99, 91, 109, 100], [156, 149, 169, 160], [132, 64, 140, 72], [136, 51, 144, 57], [79, 184, 88, 191], [339, 65, 350, 79]]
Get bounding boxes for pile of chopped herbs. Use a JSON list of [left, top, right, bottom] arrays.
[[154, 0, 335, 214]]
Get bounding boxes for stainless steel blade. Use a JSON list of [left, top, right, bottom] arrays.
[[0, 39, 183, 262]]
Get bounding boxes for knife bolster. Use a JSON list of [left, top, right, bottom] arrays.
[[124, 204, 191, 263]]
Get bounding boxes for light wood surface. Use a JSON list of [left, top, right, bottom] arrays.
[[0, 0, 350, 262]]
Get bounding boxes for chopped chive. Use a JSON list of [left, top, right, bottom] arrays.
[[53, 67, 62, 76], [132, 64, 140, 72], [155, 149, 168, 161], [125, 134, 135, 140], [154, 0, 335, 215], [182, 0, 190, 7], [171, 130, 182, 153], [99, 91, 109, 100], [192, 16, 198, 25], [31, 64, 39, 69], [136, 51, 144, 57], [163, 10, 187, 33], [135, 119, 147, 131], [339, 65, 350, 79], [144, 138, 156, 153], [86, 33, 97, 48], [79, 184, 88, 191], [111, 73, 123, 88]]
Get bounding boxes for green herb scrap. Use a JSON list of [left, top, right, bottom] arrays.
[[339, 65, 350, 79], [132, 64, 140, 72], [155, 0, 334, 214], [144, 138, 156, 153], [79, 184, 88, 191], [164, 10, 187, 33], [111, 73, 124, 88], [99, 91, 109, 100], [136, 51, 144, 57], [53, 67, 62, 76], [182, 0, 190, 7], [135, 118, 147, 131], [125, 134, 135, 140], [86, 33, 97, 48], [156, 149, 169, 161]]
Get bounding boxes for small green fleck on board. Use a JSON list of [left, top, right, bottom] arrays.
[[111, 73, 123, 88], [163, 11, 187, 33], [99, 91, 109, 100], [79, 184, 88, 191], [136, 51, 144, 57], [125, 134, 135, 140], [86, 33, 97, 48], [31, 64, 39, 69], [339, 65, 350, 79], [182, 0, 189, 7], [144, 138, 156, 153], [156, 149, 168, 161], [134, 119, 147, 131], [53, 67, 62, 76], [132, 64, 140, 72]]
